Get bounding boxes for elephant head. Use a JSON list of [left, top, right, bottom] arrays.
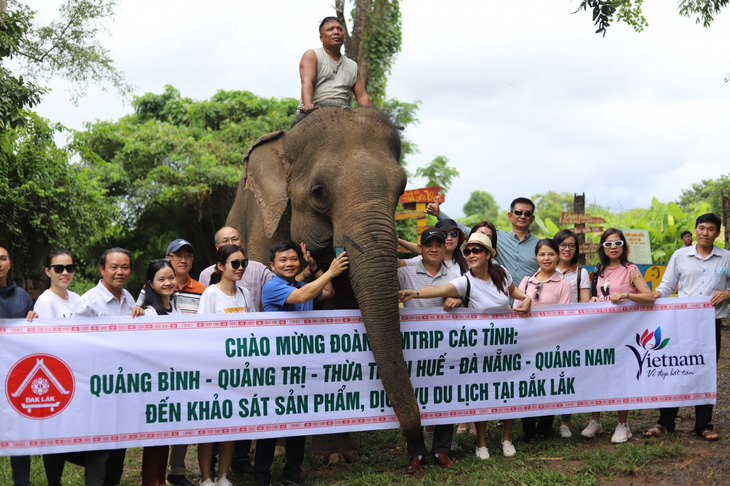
[[226, 107, 420, 441]]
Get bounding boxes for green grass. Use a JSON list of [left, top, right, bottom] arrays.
[[0, 418, 689, 485]]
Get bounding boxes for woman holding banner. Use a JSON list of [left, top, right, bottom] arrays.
[[34, 250, 80, 486], [553, 229, 591, 438], [513, 239, 573, 442], [197, 245, 253, 486], [139, 258, 181, 486], [399, 232, 531, 459], [583, 228, 655, 443]]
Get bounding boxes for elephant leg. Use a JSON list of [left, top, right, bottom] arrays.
[[308, 433, 361, 464]]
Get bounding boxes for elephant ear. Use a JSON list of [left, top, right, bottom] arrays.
[[243, 130, 290, 239]]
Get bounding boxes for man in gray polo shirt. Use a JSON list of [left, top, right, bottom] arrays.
[[397, 227, 458, 473]]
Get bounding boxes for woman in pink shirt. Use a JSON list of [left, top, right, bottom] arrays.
[[514, 239, 573, 441], [582, 228, 655, 443]]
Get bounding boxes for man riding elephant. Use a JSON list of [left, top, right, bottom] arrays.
[[292, 16, 372, 127]]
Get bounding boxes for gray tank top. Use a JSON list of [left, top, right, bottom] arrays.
[[298, 48, 358, 110]]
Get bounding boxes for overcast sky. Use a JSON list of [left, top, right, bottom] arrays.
[[31, 0, 730, 218]]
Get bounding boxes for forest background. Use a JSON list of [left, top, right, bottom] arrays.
[[2, 0, 729, 297]]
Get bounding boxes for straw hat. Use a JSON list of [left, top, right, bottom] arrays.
[[460, 232, 496, 258]]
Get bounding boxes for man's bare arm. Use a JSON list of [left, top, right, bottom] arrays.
[[352, 71, 372, 107], [299, 50, 318, 112]]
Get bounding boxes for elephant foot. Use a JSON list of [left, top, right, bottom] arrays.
[[309, 433, 361, 464]]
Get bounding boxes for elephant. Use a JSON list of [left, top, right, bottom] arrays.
[[225, 106, 419, 462]]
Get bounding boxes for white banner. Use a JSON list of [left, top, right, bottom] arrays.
[[0, 298, 716, 456]]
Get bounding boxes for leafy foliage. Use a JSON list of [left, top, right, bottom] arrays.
[[72, 86, 298, 293], [8, 0, 132, 103], [0, 112, 115, 287], [414, 155, 460, 193], [678, 0, 729, 27], [462, 190, 499, 223], [677, 172, 730, 216], [0, 6, 45, 129]]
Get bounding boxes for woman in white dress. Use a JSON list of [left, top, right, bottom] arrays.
[[197, 245, 253, 486]]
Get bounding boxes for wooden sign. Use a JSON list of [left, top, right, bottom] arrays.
[[394, 210, 423, 220], [560, 212, 606, 225], [400, 186, 445, 204], [572, 226, 604, 234], [579, 243, 600, 254]]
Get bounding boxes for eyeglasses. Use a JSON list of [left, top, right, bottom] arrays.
[[513, 210, 533, 217], [602, 241, 624, 248], [169, 253, 194, 260], [559, 243, 576, 250], [49, 264, 76, 274], [463, 247, 486, 256], [533, 281, 544, 301], [220, 236, 241, 245], [227, 259, 248, 270], [444, 230, 460, 239]]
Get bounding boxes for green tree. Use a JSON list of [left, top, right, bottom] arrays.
[[462, 190, 499, 222], [5, 0, 132, 103], [335, 0, 401, 105], [414, 155, 460, 193], [72, 86, 298, 293], [677, 173, 730, 216], [0, 112, 115, 289], [0, 4, 45, 129], [577, 0, 728, 36]]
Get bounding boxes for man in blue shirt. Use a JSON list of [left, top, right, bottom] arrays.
[[262, 240, 348, 312], [494, 197, 539, 284], [255, 240, 348, 485]]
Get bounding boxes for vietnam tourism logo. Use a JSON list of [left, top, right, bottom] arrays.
[[5, 354, 75, 419], [625, 327, 670, 380]]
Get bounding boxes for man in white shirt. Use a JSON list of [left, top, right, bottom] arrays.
[[72, 247, 135, 485], [646, 213, 730, 441]]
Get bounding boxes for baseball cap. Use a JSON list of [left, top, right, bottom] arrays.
[[166, 239, 195, 254]]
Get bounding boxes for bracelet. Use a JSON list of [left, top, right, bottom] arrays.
[[310, 266, 320, 274]]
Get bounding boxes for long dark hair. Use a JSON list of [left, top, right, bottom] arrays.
[[596, 228, 630, 278], [141, 259, 175, 315], [553, 229, 578, 265], [44, 249, 75, 289], [210, 244, 245, 285], [469, 221, 499, 258]]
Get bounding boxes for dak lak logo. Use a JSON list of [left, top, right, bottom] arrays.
[[5, 354, 75, 419]]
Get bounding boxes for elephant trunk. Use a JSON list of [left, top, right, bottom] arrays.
[[333, 203, 421, 441]]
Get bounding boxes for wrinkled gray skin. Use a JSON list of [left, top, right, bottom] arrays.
[[226, 107, 418, 462]]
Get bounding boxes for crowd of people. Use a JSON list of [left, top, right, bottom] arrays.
[[395, 197, 730, 473], [3, 11, 730, 484], [2, 196, 730, 484]]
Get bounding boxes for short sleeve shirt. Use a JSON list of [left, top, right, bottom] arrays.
[[34, 289, 80, 319], [262, 276, 322, 312], [450, 269, 512, 312], [398, 261, 458, 309]]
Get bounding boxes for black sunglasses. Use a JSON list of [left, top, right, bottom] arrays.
[[533, 281, 544, 301], [513, 209, 533, 217], [227, 259, 249, 270], [445, 229, 461, 239], [463, 247, 486, 256], [49, 264, 76, 274]]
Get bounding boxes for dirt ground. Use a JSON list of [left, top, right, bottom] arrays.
[[595, 323, 730, 486]]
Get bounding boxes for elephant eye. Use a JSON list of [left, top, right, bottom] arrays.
[[310, 185, 329, 210]]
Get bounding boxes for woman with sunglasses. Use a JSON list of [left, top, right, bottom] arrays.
[[33, 250, 80, 319], [399, 219, 468, 276], [582, 228, 655, 444], [400, 232, 531, 460], [513, 239, 573, 442], [137, 259, 180, 486], [197, 244, 253, 486], [34, 251, 80, 486]]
